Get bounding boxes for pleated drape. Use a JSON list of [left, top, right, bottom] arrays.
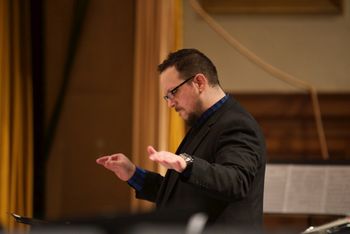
[[0, 0, 33, 232], [132, 0, 184, 212]]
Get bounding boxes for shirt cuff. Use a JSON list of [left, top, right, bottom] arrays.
[[127, 166, 146, 191], [180, 162, 193, 180]]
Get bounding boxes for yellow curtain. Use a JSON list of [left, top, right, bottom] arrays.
[[132, 0, 163, 212], [0, 0, 33, 232], [132, 0, 185, 211], [168, 0, 185, 154]]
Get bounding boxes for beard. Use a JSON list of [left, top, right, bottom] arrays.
[[185, 112, 200, 127], [184, 98, 203, 127]]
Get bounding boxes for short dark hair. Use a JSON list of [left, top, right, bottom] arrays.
[[158, 48, 220, 86]]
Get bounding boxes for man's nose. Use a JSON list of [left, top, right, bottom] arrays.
[[166, 98, 175, 108]]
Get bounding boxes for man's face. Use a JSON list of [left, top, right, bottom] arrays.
[[160, 66, 202, 126]]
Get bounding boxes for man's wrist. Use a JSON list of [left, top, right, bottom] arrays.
[[179, 153, 194, 167], [178, 153, 194, 178], [127, 166, 146, 191]]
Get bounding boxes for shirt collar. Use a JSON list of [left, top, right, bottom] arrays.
[[193, 94, 229, 128]]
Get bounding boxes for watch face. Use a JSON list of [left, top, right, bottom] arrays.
[[180, 153, 193, 165]]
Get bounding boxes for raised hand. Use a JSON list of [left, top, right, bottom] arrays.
[[147, 146, 186, 173], [96, 154, 136, 181]]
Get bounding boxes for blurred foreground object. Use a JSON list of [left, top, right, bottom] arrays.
[[302, 216, 350, 234]]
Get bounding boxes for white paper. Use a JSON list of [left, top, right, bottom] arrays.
[[263, 164, 350, 215], [263, 164, 288, 212]]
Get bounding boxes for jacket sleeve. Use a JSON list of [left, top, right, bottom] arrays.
[[134, 171, 164, 202], [184, 119, 265, 202]]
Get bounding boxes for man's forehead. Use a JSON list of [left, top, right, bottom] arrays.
[[160, 67, 181, 86]]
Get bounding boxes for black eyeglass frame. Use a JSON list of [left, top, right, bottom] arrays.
[[163, 75, 196, 101]]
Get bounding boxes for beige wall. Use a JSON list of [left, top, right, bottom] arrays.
[[183, 0, 350, 93], [45, 0, 134, 219]]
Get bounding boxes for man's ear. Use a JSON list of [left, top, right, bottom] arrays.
[[194, 73, 207, 91]]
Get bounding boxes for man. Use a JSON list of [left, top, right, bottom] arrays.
[[96, 48, 266, 230]]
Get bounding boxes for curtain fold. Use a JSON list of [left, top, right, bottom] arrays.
[[168, 0, 185, 154], [132, 0, 162, 212], [0, 0, 33, 232], [132, 0, 184, 212]]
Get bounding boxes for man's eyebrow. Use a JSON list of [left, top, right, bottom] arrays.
[[166, 85, 176, 93]]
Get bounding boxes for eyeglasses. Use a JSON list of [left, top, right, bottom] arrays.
[[163, 75, 195, 101]]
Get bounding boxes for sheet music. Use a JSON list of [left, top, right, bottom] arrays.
[[264, 164, 350, 215], [324, 166, 350, 214], [284, 166, 326, 213], [263, 164, 288, 212]]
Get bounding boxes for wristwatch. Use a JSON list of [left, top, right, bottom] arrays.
[[179, 153, 194, 167]]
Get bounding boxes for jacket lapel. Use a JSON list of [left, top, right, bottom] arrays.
[[157, 129, 195, 207], [158, 123, 212, 207]]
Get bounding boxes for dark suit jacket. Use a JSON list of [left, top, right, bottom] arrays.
[[136, 96, 266, 229]]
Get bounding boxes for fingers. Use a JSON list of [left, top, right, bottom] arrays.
[[96, 154, 121, 165], [96, 156, 110, 164], [148, 152, 185, 172], [147, 145, 157, 155]]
